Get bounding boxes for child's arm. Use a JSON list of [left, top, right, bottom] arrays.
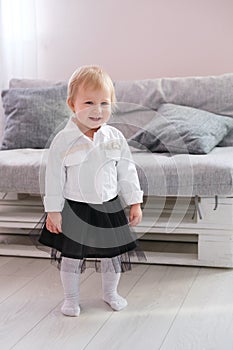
[[129, 203, 142, 226]]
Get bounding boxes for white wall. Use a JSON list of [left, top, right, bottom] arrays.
[[32, 0, 233, 80]]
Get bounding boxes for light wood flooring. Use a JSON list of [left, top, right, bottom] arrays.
[[0, 256, 233, 350]]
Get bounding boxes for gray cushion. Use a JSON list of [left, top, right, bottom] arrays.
[[132, 147, 233, 196], [0, 148, 47, 193], [128, 104, 233, 154], [108, 102, 157, 139], [218, 129, 233, 147], [1, 85, 70, 150], [1, 147, 233, 196]]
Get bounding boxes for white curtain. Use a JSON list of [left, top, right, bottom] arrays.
[[0, 0, 38, 89]]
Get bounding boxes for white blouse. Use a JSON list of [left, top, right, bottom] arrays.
[[43, 117, 143, 212]]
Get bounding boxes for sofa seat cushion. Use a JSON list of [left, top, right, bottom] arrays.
[[0, 149, 47, 194], [132, 146, 233, 196], [0, 147, 233, 197]]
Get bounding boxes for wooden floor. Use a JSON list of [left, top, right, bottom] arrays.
[[1, 257, 233, 350]]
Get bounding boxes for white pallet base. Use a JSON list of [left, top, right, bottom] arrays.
[[0, 193, 233, 267]]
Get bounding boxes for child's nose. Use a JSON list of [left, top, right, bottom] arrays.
[[94, 104, 102, 114]]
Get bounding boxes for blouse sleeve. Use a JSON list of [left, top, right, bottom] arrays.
[[116, 135, 143, 206], [43, 133, 66, 212]]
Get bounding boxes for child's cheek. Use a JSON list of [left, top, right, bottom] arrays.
[[103, 109, 111, 119], [77, 108, 90, 118]]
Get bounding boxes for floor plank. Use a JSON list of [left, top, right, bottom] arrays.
[[159, 268, 233, 350], [0, 255, 14, 268], [0, 275, 31, 304], [1, 256, 233, 350], [0, 257, 49, 277], [83, 265, 199, 350], [10, 264, 148, 350], [0, 265, 63, 349]]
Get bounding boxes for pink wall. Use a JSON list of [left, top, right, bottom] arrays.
[[35, 0, 233, 81]]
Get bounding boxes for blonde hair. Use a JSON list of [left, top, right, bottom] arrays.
[[67, 65, 116, 103]]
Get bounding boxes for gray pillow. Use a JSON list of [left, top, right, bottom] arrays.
[[108, 102, 157, 139], [218, 129, 233, 147], [128, 104, 233, 154], [1, 85, 70, 149]]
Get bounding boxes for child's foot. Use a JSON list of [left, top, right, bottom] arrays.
[[61, 300, 80, 317], [103, 294, 128, 311]]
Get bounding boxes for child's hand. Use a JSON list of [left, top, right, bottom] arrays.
[[46, 212, 62, 234], [129, 203, 142, 226]]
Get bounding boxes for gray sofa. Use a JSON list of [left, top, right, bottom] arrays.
[[1, 73, 233, 267]]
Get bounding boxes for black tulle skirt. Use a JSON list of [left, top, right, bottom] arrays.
[[31, 195, 146, 273]]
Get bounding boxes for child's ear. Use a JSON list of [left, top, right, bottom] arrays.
[[67, 97, 75, 112]]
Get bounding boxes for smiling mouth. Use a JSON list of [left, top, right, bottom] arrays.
[[89, 117, 102, 121]]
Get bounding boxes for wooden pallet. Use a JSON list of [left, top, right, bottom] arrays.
[[0, 192, 233, 267]]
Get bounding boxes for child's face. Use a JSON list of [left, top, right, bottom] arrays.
[[68, 84, 112, 133]]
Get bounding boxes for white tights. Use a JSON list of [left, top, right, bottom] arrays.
[[60, 257, 127, 316]]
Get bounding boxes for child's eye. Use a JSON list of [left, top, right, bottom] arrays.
[[85, 101, 93, 105], [101, 102, 110, 106]]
